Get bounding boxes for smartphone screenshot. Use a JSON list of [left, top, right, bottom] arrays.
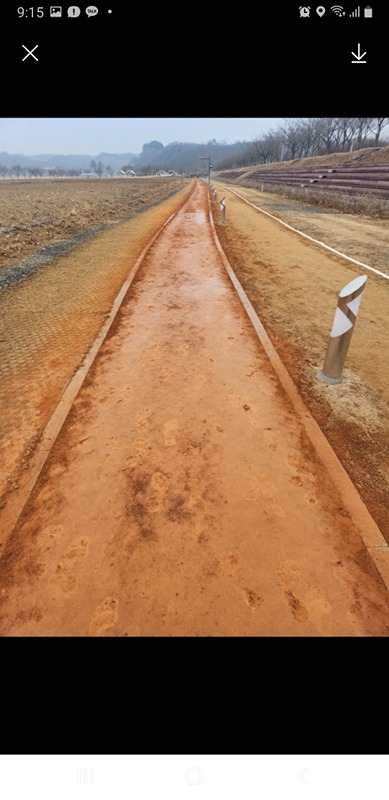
[[0, 4, 388, 654]]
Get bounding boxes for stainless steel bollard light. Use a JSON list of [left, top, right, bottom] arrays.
[[316, 275, 367, 384], [220, 196, 226, 224]]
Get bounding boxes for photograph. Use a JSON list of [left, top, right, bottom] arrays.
[[0, 115, 388, 637]]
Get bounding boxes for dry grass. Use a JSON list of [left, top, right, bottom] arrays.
[[214, 146, 389, 218], [214, 145, 389, 180], [240, 181, 389, 218]]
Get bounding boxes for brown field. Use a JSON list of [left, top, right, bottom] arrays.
[[0, 176, 185, 271]]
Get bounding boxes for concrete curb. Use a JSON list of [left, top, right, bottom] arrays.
[[207, 188, 389, 593]]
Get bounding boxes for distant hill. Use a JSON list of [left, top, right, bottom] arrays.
[[0, 151, 139, 171], [0, 140, 250, 173], [137, 140, 250, 171]]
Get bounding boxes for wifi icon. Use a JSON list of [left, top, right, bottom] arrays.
[[331, 4, 345, 13]]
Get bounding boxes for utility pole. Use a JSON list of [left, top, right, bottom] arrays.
[[201, 155, 212, 183]]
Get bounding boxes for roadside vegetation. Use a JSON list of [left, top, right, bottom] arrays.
[[239, 181, 389, 218], [216, 118, 389, 169]]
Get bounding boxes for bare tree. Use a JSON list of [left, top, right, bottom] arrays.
[[291, 119, 318, 157], [247, 138, 266, 165], [279, 119, 305, 159], [0, 164, 9, 178], [261, 130, 285, 162], [95, 160, 104, 178], [11, 164, 23, 179], [215, 117, 389, 171], [316, 118, 340, 154], [333, 118, 355, 151], [29, 167, 45, 178], [350, 118, 373, 149], [367, 117, 389, 145]]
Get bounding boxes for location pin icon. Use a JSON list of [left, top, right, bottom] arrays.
[[316, 5, 326, 14]]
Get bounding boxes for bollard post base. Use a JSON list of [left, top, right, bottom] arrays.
[[316, 370, 343, 384]]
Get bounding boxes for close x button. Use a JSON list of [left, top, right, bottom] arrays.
[[22, 44, 39, 61]]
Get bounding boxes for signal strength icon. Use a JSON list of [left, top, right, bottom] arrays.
[[331, 4, 345, 14], [349, 5, 361, 15]]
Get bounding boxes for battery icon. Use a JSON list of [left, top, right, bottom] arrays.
[[364, 5, 373, 16]]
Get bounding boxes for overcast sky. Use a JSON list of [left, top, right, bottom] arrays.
[[0, 118, 284, 155]]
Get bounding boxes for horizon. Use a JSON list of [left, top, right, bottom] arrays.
[[0, 141, 250, 158], [0, 118, 283, 156]]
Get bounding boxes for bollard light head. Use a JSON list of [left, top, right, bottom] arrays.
[[330, 274, 367, 338], [339, 274, 367, 299]]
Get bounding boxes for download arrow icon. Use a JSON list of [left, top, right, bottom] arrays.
[[351, 43, 367, 62]]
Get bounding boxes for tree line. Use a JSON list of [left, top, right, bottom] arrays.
[[0, 160, 180, 178], [2, 119, 388, 178], [216, 118, 389, 170], [0, 160, 114, 178]]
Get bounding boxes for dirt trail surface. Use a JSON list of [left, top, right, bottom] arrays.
[[1, 180, 388, 636]]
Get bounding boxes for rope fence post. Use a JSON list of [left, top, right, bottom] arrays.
[[316, 275, 367, 384]]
